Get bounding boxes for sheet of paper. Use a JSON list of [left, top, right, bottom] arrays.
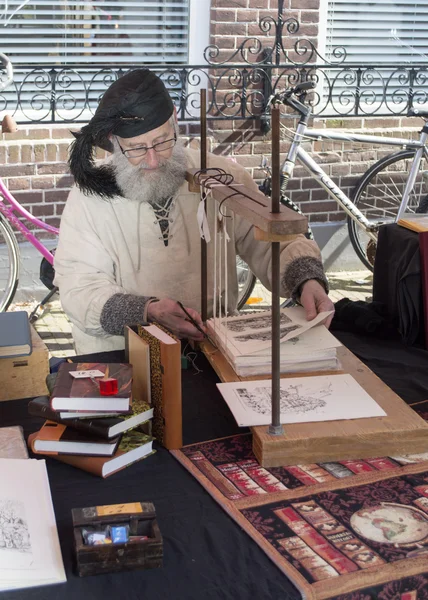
[[246, 319, 342, 359], [217, 374, 386, 427], [69, 369, 105, 378], [209, 307, 334, 355], [0, 459, 66, 591]]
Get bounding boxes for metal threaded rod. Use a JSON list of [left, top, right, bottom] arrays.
[[200, 88, 208, 323], [268, 107, 284, 436]]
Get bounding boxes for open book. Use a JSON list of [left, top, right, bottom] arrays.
[[0, 459, 66, 591], [207, 307, 340, 376]]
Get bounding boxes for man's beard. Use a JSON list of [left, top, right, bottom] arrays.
[[111, 138, 187, 205]]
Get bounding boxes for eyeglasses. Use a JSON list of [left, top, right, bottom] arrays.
[[118, 133, 177, 159]]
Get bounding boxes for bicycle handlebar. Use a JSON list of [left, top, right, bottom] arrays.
[[0, 53, 14, 92], [271, 81, 316, 104], [269, 81, 316, 118]]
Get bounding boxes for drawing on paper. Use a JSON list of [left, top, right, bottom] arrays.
[[235, 382, 332, 416], [235, 325, 300, 343], [0, 499, 31, 554], [226, 313, 292, 333]]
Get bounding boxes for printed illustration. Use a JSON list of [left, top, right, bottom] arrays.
[[0, 498, 32, 568], [235, 382, 332, 416], [217, 374, 385, 427], [350, 503, 428, 555], [235, 325, 300, 343], [226, 312, 292, 333]]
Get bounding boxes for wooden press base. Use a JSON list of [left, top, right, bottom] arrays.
[[200, 341, 428, 467]]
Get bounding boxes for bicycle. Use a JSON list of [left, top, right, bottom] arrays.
[[259, 81, 428, 270], [0, 53, 59, 315], [0, 53, 256, 313]]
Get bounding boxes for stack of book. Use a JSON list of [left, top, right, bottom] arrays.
[[206, 307, 341, 377], [28, 362, 155, 478]]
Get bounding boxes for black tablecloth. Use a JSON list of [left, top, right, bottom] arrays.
[[1, 333, 428, 600]]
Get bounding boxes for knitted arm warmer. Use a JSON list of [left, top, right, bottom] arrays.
[[100, 293, 157, 336], [282, 256, 329, 300]]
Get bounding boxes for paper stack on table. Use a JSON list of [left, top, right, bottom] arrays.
[[207, 307, 341, 377], [0, 458, 66, 591]]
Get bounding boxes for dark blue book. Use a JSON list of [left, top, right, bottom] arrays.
[[0, 311, 32, 358]]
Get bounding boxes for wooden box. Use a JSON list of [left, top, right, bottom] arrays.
[[0, 325, 49, 401], [72, 501, 163, 577]]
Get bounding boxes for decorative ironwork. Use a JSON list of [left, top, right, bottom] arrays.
[[0, 0, 426, 125]]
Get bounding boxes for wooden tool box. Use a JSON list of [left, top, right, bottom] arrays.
[[72, 501, 163, 577]]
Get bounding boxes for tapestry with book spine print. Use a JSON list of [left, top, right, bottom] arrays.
[[171, 400, 428, 600]]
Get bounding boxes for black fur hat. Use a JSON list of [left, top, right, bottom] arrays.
[[69, 69, 174, 199]]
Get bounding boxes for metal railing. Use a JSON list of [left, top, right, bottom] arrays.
[[0, 0, 427, 125]]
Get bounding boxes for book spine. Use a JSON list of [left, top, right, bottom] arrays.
[[160, 341, 182, 449], [28, 400, 112, 440], [28, 398, 58, 422], [44, 452, 107, 477], [27, 431, 38, 454]]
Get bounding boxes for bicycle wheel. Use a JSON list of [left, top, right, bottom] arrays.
[[0, 215, 20, 311], [236, 256, 257, 310], [348, 150, 428, 270]]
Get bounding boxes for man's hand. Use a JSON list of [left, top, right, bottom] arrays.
[[147, 298, 206, 341], [299, 279, 335, 328]]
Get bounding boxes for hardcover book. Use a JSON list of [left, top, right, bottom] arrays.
[[126, 324, 182, 450], [0, 311, 32, 358], [28, 428, 154, 478], [29, 421, 121, 456], [28, 396, 153, 439], [50, 362, 132, 413]]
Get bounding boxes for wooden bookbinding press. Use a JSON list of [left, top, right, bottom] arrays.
[[72, 502, 163, 577], [188, 89, 428, 468]]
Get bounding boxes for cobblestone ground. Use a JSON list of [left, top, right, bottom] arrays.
[[10, 270, 373, 358]]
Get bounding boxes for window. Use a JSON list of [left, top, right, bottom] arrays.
[[1, 0, 190, 65], [322, 0, 428, 115], [326, 0, 428, 64], [0, 0, 213, 122]]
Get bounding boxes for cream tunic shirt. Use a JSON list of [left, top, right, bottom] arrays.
[[54, 148, 322, 354]]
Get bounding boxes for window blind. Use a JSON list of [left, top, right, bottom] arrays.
[[323, 0, 428, 114], [0, 0, 190, 65], [326, 0, 428, 64]]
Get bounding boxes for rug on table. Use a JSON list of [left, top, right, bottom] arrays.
[[171, 400, 428, 600]]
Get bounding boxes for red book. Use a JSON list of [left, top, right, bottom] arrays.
[[50, 363, 132, 413]]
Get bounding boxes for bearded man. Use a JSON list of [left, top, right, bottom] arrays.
[[54, 69, 334, 354]]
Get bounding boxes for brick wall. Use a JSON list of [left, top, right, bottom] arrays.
[[1, 0, 424, 238]]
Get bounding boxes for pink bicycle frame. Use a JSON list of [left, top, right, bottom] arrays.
[[0, 178, 59, 265]]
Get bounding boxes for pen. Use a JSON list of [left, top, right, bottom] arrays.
[[177, 301, 207, 338], [177, 301, 217, 348]]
